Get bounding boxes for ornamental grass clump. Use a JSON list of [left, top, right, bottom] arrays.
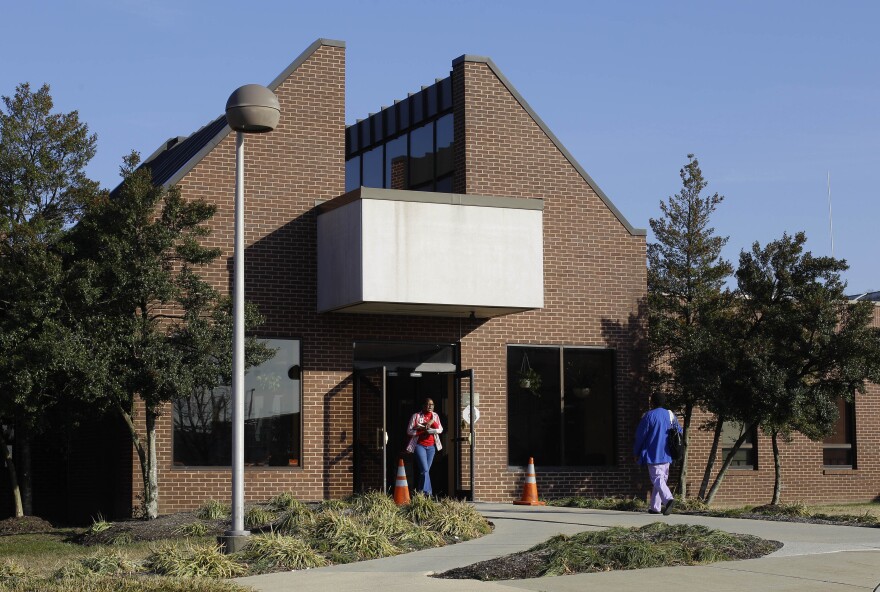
[[308, 511, 400, 560], [173, 521, 211, 537], [401, 492, 439, 525], [349, 491, 397, 519], [197, 500, 230, 521], [87, 514, 113, 535], [267, 492, 303, 513], [426, 498, 492, 540], [145, 543, 246, 578], [753, 502, 809, 517], [274, 504, 316, 535], [77, 549, 141, 577], [244, 506, 277, 529], [242, 532, 328, 570]]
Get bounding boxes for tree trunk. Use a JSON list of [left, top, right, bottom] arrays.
[[16, 423, 32, 516], [678, 404, 694, 498], [144, 408, 159, 520], [0, 427, 23, 518], [771, 430, 782, 505], [705, 421, 754, 505], [116, 402, 155, 519], [698, 416, 725, 501]]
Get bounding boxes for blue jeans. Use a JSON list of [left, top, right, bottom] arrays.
[[414, 444, 436, 495]]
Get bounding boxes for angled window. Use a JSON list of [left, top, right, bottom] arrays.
[[172, 338, 302, 468], [823, 397, 855, 468], [720, 421, 757, 470]]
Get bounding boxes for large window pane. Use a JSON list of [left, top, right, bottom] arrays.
[[384, 135, 408, 190], [563, 349, 614, 466], [507, 346, 615, 467], [362, 145, 383, 188], [508, 347, 561, 465], [435, 113, 454, 178], [345, 156, 360, 193], [173, 339, 302, 467], [720, 421, 756, 469], [823, 398, 855, 467], [409, 123, 434, 189]]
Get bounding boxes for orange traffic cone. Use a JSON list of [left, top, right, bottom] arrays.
[[513, 457, 545, 505], [393, 458, 411, 506]]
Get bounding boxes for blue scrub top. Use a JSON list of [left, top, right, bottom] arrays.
[[633, 407, 682, 465]]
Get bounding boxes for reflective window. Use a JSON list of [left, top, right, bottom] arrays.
[[362, 145, 383, 188], [823, 398, 855, 467], [385, 135, 408, 190], [720, 421, 757, 469], [435, 175, 453, 193], [173, 339, 302, 467], [507, 346, 615, 467], [435, 114, 454, 178], [345, 156, 361, 193], [409, 123, 433, 188]]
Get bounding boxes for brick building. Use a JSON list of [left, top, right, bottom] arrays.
[[4, 39, 876, 522]]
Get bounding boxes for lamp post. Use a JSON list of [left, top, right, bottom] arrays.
[[221, 84, 280, 554]]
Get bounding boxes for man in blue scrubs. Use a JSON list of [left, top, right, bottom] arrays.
[[633, 392, 683, 515]]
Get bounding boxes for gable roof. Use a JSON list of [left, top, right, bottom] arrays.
[[452, 55, 646, 237], [137, 39, 345, 190]]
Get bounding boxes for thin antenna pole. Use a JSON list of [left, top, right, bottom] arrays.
[[827, 171, 834, 257]]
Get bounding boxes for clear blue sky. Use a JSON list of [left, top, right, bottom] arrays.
[[3, 1, 877, 293]]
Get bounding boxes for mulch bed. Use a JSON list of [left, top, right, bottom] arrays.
[[75, 511, 226, 546], [0, 516, 56, 535]]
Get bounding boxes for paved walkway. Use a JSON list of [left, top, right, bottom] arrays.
[[237, 503, 880, 592]]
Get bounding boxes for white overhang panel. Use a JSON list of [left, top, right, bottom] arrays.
[[317, 188, 543, 318]]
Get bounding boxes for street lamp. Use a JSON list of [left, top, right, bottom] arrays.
[[221, 84, 280, 554]]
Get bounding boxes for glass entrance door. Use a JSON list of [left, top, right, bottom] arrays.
[[453, 369, 475, 500], [353, 367, 387, 493]]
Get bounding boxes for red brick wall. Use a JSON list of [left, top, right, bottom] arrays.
[[452, 58, 648, 502], [681, 303, 880, 506]]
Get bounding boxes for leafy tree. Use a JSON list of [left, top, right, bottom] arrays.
[[647, 154, 734, 498], [0, 83, 98, 516], [703, 232, 880, 504], [66, 153, 272, 519]]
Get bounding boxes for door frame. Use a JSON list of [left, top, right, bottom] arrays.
[[353, 366, 387, 493]]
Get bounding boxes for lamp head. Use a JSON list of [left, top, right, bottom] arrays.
[[225, 84, 280, 133]]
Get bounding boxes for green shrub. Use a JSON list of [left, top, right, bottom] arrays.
[[145, 543, 246, 578], [242, 532, 327, 570], [244, 506, 277, 529], [196, 500, 230, 521], [173, 522, 211, 537]]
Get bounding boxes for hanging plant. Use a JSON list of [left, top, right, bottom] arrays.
[[517, 353, 542, 395]]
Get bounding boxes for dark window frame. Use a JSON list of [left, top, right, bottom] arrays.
[[506, 344, 617, 469]]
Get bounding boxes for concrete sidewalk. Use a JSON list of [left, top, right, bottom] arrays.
[[237, 503, 880, 592]]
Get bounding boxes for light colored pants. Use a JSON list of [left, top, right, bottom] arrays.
[[414, 444, 436, 495], [648, 463, 673, 512]]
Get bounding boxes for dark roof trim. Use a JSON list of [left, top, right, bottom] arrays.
[[161, 38, 345, 189], [452, 54, 646, 237]]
